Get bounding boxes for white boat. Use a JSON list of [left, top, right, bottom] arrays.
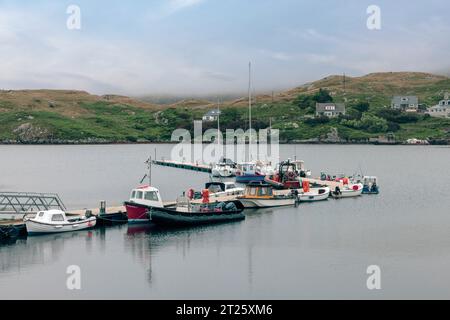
[[202, 182, 244, 198], [235, 161, 276, 183], [331, 183, 363, 198], [237, 182, 296, 208], [298, 186, 330, 202], [24, 210, 96, 235], [211, 158, 237, 177]]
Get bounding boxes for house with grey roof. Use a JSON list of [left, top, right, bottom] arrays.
[[315, 103, 346, 118], [391, 96, 419, 111], [426, 93, 450, 118], [202, 109, 221, 122]]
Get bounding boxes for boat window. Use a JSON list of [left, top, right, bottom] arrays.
[[38, 212, 45, 217], [131, 191, 136, 199], [136, 191, 143, 199], [227, 184, 236, 190], [247, 187, 257, 196], [51, 214, 65, 222], [144, 191, 159, 201], [259, 187, 271, 196]]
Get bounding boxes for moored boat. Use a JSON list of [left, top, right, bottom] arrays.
[[297, 182, 330, 202], [24, 210, 96, 235], [193, 182, 244, 199], [235, 161, 275, 184], [211, 158, 237, 178], [124, 185, 171, 224], [237, 181, 296, 208], [151, 196, 245, 227], [362, 176, 380, 194], [331, 183, 363, 199]]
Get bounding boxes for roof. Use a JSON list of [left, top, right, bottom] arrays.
[[315, 103, 346, 112], [391, 96, 419, 105], [203, 109, 221, 117]]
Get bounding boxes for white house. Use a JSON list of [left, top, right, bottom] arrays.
[[202, 109, 221, 122], [316, 103, 346, 117], [426, 93, 450, 118]]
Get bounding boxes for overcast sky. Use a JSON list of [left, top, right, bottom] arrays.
[[0, 0, 449, 96]]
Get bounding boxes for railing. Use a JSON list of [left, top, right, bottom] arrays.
[[0, 192, 67, 213]]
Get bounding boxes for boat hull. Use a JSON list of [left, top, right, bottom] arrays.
[[298, 191, 330, 202], [124, 202, 151, 224], [238, 197, 295, 208], [25, 217, 96, 235], [331, 188, 363, 199], [151, 208, 245, 227]]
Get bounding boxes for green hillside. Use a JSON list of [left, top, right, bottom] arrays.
[[1, 72, 450, 144]]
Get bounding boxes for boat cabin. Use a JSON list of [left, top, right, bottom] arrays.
[[363, 176, 378, 186], [129, 185, 164, 208], [206, 182, 239, 193], [243, 182, 274, 198], [32, 210, 69, 223]]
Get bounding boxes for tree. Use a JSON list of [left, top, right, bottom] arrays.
[[353, 102, 370, 113], [294, 88, 333, 111], [313, 88, 333, 103]]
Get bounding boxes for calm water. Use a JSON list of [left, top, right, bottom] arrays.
[[1, 144, 450, 299]]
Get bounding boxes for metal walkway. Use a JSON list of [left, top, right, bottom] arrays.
[[0, 192, 66, 214]]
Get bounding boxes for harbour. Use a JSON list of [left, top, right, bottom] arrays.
[[1, 143, 450, 299]]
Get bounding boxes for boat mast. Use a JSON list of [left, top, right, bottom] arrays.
[[248, 61, 252, 160], [217, 97, 220, 146]]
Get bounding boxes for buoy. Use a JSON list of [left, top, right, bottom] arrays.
[[302, 180, 310, 193], [187, 188, 195, 200], [202, 189, 210, 204]]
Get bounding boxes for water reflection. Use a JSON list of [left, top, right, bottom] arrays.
[[0, 231, 92, 276]]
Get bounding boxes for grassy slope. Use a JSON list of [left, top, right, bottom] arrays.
[[1, 72, 450, 143]]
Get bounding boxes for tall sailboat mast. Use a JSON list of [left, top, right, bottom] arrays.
[[248, 62, 252, 159], [217, 97, 220, 146], [248, 62, 252, 140]]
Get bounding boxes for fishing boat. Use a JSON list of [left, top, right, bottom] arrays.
[[193, 182, 244, 199], [297, 181, 330, 202], [235, 161, 275, 183], [331, 183, 363, 199], [237, 181, 296, 208], [362, 176, 380, 194], [24, 210, 96, 235], [211, 158, 237, 178], [124, 185, 171, 223], [264, 160, 302, 189], [151, 196, 245, 227]]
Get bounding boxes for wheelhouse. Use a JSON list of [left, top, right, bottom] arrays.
[[129, 185, 163, 208], [244, 183, 274, 198]]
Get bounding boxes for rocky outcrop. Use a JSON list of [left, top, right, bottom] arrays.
[[13, 123, 51, 143]]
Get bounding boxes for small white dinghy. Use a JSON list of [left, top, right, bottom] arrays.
[[298, 186, 330, 202], [24, 210, 96, 235], [331, 183, 363, 199]]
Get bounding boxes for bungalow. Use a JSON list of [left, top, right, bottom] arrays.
[[426, 93, 450, 118], [316, 103, 346, 118], [202, 109, 221, 122], [391, 96, 419, 111]]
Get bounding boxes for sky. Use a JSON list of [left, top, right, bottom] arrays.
[[0, 0, 450, 96]]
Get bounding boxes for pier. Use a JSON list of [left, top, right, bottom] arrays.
[[152, 159, 212, 173]]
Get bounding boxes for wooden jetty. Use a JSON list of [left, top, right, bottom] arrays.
[[152, 159, 212, 173]]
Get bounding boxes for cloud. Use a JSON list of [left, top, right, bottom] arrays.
[[167, 0, 206, 11]]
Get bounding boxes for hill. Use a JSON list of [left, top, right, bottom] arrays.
[[1, 72, 450, 144]]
